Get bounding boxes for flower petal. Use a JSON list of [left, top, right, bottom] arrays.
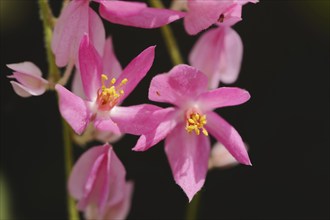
[[9, 81, 33, 97], [184, 0, 231, 35], [84, 182, 133, 220], [104, 147, 127, 208], [116, 46, 155, 102], [94, 117, 121, 135], [88, 6, 106, 62], [205, 111, 251, 165], [189, 27, 224, 89], [70, 144, 127, 214], [7, 61, 48, 97], [110, 104, 164, 135], [149, 64, 208, 107], [6, 61, 42, 77], [68, 145, 108, 201], [51, 0, 105, 67], [219, 27, 243, 84], [99, 1, 185, 28], [102, 37, 122, 80], [209, 142, 239, 169], [234, 0, 259, 5], [103, 181, 134, 220], [94, 129, 124, 144], [197, 87, 250, 112], [9, 74, 47, 97], [51, 0, 89, 67], [71, 69, 86, 99], [11, 71, 48, 87], [217, 3, 242, 27], [133, 107, 177, 151], [165, 123, 210, 201], [189, 27, 243, 88], [55, 84, 89, 135], [78, 34, 103, 101]]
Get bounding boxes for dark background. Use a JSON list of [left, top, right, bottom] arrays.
[[1, 0, 329, 219]]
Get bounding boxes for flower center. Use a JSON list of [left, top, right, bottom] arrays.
[[96, 74, 127, 111], [185, 111, 208, 136]]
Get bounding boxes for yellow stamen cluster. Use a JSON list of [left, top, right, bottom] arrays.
[[185, 113, 208, 136], [96, 74, 128, 111]]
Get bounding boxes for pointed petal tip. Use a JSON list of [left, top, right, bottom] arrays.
[[185, 188, 200, 203], [242, 158, 252, 166], [83, 32, 89, 39], [80, 33, 90, 47], [132, 147, 144, 152], [6, 63, 14, 69], [132, 139, 152, 152], [132, 136, 148, 152], [146, 45, 156, 52], [244, 90, 251, 99], [132, 144, 143, 152]]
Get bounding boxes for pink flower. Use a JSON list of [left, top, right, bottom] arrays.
[[189, 26, 243, 89], [183, 0, 257, 35], [56, 34, 164, 136], [52, 0, 184, 67], [71, 36, 124, 145], [6, 62, 48, 97], [68, 144, 133, 220], [134, 64, 251, 201], [51, 0, 105, 67]]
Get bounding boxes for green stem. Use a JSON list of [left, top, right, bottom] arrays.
[[62, 120, 80, 220], [185, 192, 202, 220], [38, 0, 60, 86], [148, 0, 184, 65], [38, 1, 79, 219]]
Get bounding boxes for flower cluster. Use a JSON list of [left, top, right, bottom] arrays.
[[6, 0, 257, 218]]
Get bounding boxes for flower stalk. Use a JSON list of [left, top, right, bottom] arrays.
[[38, 0, 60, 85], [62, 120, 80, 220], [185, 192, 201, 220], [38, 1, 79, 219], [148, 0, 183, 65]]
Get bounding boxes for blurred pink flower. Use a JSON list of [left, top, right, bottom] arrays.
[[56, 34, 164, 136], [6, 62, 48, 97], [69, 144, 133, 220], [134, 64, 251, 201], [189, 26, 243, 89]]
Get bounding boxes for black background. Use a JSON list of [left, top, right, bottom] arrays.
[[1, 0, 329, 219]]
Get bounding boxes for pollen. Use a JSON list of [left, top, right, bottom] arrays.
[[185, 112, 208, 136], [96, 74, 128, 111]]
